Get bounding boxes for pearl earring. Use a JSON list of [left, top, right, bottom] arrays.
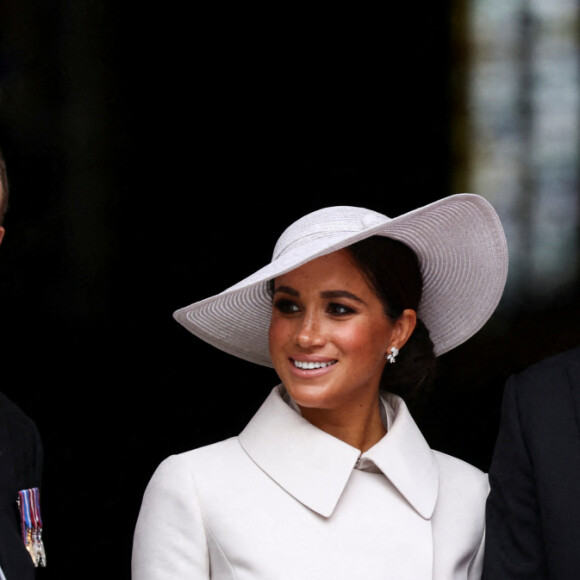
[[385, 346, 399, 364]]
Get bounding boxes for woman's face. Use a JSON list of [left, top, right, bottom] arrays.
[[268, 249, 410, 413]]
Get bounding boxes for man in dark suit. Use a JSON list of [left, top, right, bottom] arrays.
[[483, 345, 580, 578], [0, 149, 44, 579]]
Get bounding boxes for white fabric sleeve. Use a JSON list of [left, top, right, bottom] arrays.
[[467, 525, 485, 579], [132, 455, 210, 579]]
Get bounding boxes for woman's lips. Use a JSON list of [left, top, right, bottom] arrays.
[[289, 358, 338, 377], [292, 359, 337, 370]]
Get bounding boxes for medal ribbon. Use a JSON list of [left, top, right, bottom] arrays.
[[17, 488, 46, 567]]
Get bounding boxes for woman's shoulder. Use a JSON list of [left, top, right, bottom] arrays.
[[157, 436, 242, 468], [433, 450, 487, 479], [432, 450, 488, 498], [147, 436, 250, 489]]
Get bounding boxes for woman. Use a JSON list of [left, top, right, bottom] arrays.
[[132, 194, 508, 579]]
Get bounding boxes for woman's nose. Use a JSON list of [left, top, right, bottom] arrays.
[[295, 313, 326, 348]]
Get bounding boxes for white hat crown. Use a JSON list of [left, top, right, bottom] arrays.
[[273, 206, 390, 261]]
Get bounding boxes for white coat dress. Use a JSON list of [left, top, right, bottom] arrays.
[[132, 385, 487, 579]]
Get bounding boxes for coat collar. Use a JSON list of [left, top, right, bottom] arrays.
[[238, 385, 439, 519]]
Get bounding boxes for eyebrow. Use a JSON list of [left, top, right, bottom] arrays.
[[322, 290, 366, 304], [273, 286, 366, 304]]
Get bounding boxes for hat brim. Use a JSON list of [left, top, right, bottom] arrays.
[[173, 194, 508, 365]]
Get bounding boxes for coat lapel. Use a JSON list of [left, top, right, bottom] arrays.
[[239, 385, 360, 517], [365, 394, 439, 519]]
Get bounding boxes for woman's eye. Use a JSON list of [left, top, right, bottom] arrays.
[[328, 303, 355, 316], [273, 299, 300, 314]]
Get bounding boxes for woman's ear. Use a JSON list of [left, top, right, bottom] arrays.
[[392, 309, 417, 350]]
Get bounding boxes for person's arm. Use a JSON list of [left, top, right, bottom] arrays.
[[482, 375, 548, 579], [467, 527, 485, 580], [132, 455, 210, 579]]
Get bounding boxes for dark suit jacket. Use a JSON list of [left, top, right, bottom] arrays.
[[483, 346, 580, 579], [0, 392, 43, 580]]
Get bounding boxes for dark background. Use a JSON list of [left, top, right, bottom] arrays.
[[1, 4, 579, 579]]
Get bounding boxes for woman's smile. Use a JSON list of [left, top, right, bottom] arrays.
[[291, 359, 338, 370], [288, 357, 339, 380]]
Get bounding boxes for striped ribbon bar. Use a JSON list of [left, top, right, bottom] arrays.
[[17, 487, 46, 567]]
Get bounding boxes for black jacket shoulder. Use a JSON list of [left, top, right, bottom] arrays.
[[510, 345, 580, 400]]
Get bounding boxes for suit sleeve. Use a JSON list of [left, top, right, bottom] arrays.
[[132, 455, 210, 579], [0, 393, 43, 490], [482, 375, 548, 579]]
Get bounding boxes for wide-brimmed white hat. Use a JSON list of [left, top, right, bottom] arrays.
[[174, 194, 508, 365]]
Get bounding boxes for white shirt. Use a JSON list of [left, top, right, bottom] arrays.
[[133, 385, 487, 579]]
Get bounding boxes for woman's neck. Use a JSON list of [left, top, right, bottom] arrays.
[[298, 395, 387, 452]]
